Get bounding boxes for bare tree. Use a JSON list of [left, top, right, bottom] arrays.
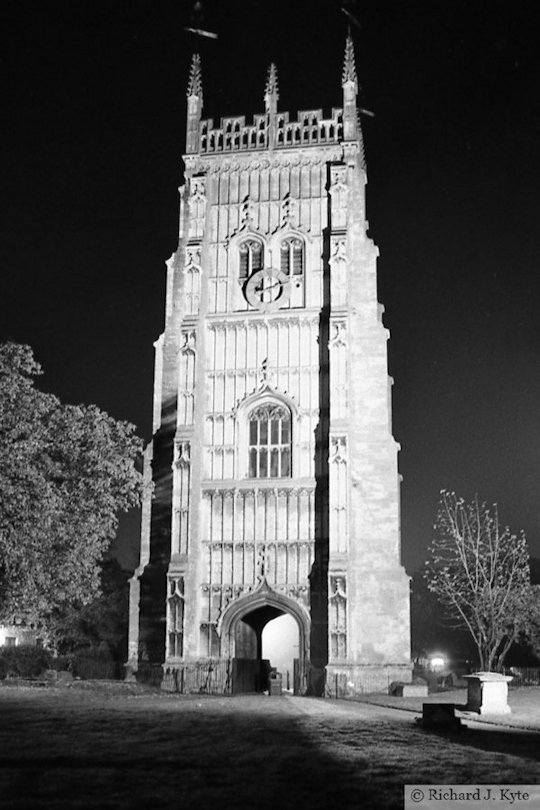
[[426, 491, 532, 671], [519, 584, 540, 662]]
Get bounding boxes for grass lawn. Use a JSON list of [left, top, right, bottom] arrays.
[[0, 681, 539, 809]]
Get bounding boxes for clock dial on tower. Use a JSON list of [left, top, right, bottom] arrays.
[[244, 267, 291, 312]]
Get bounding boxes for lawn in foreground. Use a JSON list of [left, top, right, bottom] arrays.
[[0, 683, 539, 810]]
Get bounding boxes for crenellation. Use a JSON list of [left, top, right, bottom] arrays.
[[199, 107, 344, 156]]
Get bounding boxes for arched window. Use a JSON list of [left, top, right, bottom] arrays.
[[248, 403, 291, 478], [280, 237, 303, 278], [239, 240, 263, 280], [280, 237, 305, 308]]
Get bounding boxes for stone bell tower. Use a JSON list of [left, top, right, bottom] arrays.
[[127, 37, 412, 695]]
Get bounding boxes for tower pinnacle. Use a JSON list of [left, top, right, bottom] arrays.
[[187, 53, 203, 100], [341, 33, 359, 142], [264, 63, 279, 115], [342, 32, 358, 92], [186, 54, 203, 154]]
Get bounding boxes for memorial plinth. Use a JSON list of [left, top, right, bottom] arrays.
[[464, 672, 513, 715]]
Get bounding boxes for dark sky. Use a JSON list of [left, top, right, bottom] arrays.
[[3, 0, 540, 572]]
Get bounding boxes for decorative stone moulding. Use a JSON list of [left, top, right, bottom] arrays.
[[463, 672, 513, 715]]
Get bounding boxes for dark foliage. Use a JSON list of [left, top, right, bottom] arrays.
[[0, 343, 143, 634], [0, 645, 53, 679]]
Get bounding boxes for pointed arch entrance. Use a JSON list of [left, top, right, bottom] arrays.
[[218, 581, 310, 694]]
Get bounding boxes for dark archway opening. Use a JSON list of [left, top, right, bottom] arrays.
[[233, 605, 297, 693], [262, 613, 299, 692]]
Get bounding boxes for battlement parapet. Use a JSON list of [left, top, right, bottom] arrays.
[[198, 108, 344, 154]]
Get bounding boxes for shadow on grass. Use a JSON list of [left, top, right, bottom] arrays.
[[2, 689, 540, 810], [428, 720, 540, 763], [0, 692, 400, 810]]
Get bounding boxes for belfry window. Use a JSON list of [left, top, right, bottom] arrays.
[[279, 237, 305, 308], [248, 404, 291, 478], [280, 238, 304, 278], [239, 240, 263, 280]]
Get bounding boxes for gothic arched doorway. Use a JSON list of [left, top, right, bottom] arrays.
[[218, 582, 310, 694]]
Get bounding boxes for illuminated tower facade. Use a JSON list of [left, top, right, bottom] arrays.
[[128, 39, 412, 695]]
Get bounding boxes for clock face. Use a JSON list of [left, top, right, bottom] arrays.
[[244, 268, 291, 312]]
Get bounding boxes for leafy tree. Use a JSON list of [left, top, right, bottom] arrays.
[[47, 556, 130, 661], [426, 490, 532, 671], [0, 343, 142, 637]]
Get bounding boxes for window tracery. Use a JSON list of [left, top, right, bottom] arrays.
[[239, 239, 263, 281], [279, 237, 305, 308], [248, 403, 291, 478]]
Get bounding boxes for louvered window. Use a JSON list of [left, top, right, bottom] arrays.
[[279, 237, 305, 308], [280, 238, 304, 277], [239, 240, 263, 280]]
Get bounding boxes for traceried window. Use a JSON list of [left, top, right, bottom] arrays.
[[248, 404, 291, 478], [280, 237, 305, 308], [239, 240, 263, 280], [280, 238, 303, 278]]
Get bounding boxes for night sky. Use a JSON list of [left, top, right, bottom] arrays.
[[3, 0, 540, 572]]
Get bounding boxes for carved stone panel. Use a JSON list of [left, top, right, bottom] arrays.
[[184, 247, 201, 315], [329, 237, 347, 309], [329, 435, 348, 554], [188, 176, 207, 239], [173, 441, 191, 555], [329, 575, 347, 661], [329, 320, 348, 420], [329, 165, 348, 230], [167, 576, 185, 659], [178, 332, 196, 426]]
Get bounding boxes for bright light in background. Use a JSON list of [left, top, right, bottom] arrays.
[[262, 614, 299, 687], [430, 655, 446, 671]]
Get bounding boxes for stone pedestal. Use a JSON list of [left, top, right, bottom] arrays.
[[464, 672, 513, 715]]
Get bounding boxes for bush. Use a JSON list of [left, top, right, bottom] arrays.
[[49, 654, 73, 672], [0, 645, 53, 679], [70, 646, 118, 680]]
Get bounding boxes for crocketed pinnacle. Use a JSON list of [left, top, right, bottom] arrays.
[[264, 63, 279, 110], [342, 33, 358, 88], [187, 53, 203, 99]]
